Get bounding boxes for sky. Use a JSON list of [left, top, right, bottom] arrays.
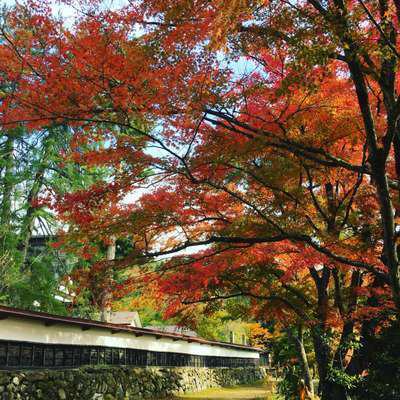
[[3, 0, 128, 21]]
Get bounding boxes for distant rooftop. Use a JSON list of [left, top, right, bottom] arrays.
[[108, 311, 142, 327], [145, 325, 198, 337]]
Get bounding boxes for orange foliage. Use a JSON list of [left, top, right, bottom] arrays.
[[2, 4, 400, 387]]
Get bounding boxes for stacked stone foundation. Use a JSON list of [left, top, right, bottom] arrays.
[[0, 366, 267, 400]]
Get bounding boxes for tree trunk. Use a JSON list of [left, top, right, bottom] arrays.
[[309, 266, 349, 400], [312, 330, 350, 400], [1, 134, 15, 229], [293, 325, 314, 396], [348, 59, 400, 310], [99, 236, 116, 322], [347, 276, 382, 377]]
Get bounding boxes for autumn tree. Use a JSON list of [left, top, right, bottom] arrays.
[[3, 1, 400, 399], [0, 5, 122, 311]]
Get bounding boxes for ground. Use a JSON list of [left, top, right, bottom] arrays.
[[174, 381, 279, 400]]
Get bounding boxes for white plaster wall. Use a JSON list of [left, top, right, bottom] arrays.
[[0, 318, 259, 359]]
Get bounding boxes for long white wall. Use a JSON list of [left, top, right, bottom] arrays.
[[1, 317, 259, 359]]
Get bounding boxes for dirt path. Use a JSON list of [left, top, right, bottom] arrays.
[[173, 382, 278, 400]]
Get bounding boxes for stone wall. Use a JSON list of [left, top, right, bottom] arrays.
[[0, 366, 267, 400]]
